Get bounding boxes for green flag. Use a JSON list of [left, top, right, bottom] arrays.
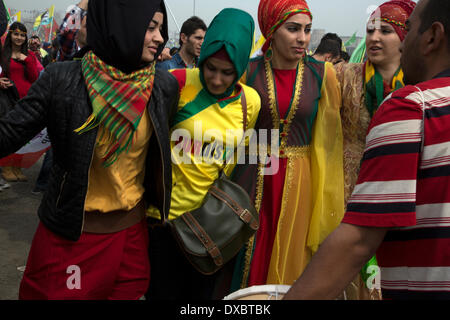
[[344, 32, 357, 48], [349, 35, 366, 63]]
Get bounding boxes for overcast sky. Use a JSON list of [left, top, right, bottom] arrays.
[[5, 0, 417, 37]]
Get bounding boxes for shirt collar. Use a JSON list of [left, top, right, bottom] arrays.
[[433, 68, 450, 79], [173, 52, 185, 66], [173, 52, 198, 68]]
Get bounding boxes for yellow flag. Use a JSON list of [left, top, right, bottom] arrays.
[[9, 11, 21, 24], [251, 35, 265, 58], [33, 12, 44, 29], [33, 5, 55, 30]]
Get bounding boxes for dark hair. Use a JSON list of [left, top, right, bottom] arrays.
[[314, 39, 341, 59], [2, 22, 28, 77], [321, 33, 343, 48], [179, 16, 207, 47], [169, 46, 179, 56], [419, 0, 450, 50], [340, 51, 350, 62], [30, 35, 41, 41], [156, 4, 164, 14]]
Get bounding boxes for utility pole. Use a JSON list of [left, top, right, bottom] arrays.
[[193, 0, 196, 16]]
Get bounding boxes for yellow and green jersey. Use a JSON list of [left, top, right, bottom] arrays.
[[147, 68, 261, 220]]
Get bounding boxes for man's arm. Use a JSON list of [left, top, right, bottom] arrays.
[[57, 0, 88, 61], [77, 0, 88, 10], [158, 47, 172, 62], [284, 223, 387, 300], [284, 87, 423, 300]]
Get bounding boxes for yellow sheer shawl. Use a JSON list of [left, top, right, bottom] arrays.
[[307, 62, 344, 253]]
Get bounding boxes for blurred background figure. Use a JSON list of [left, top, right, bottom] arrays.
[[312, 36, 342, 64], [157, 16, 206, 70], [29, 35, 51, 68], [0, 22, 40, 183]]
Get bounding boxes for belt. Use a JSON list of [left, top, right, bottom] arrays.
[[83, 200, 146, 234]]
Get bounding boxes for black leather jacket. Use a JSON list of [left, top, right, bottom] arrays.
[[0, 61, 179, 241]]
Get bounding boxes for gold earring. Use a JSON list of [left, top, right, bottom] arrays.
[[264, 43, 273, 62]]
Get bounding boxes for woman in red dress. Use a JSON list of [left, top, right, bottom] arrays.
[[0, 22, 40, 182], [231, 0, 344, 291]]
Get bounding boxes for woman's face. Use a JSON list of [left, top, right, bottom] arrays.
[[11, 29, 27, 48], [202, 56, 236, 96], [76, 15, 88, 48], [271, 14, 312, 64], [366, 21, 402, 67], [141, 12, 164, 63]]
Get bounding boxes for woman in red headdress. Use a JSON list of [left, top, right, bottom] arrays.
[[339, 0, 416, 206], [230, 0, 345, 291]]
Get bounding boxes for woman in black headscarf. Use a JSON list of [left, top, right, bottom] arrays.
[[0, 0, 179, 300]]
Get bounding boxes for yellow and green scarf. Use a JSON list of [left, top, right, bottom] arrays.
[[364, 60, 404, 117], [75, 51, 155, 167]]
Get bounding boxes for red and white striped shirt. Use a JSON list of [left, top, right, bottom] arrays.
[[343, 69, 450, 299]]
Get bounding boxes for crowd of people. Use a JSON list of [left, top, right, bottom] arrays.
[[0, 0, 449, 301]]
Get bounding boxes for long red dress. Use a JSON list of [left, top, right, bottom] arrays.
[[248, 68, 296, 285], [0, 51, 40, 168]]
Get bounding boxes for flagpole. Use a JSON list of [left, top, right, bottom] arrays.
[[48, 6, 55, 42], [49, 16, 53, 42], [36, 23, 42, 38], [165, 1, 180, 32]]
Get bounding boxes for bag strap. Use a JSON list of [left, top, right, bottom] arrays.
[[181, 212, 224, 267], [220, 87, 247, 176], [241, 88, 247, 132], [209, 185, 259, 231]]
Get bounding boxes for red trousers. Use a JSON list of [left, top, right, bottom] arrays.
[[19, 220, 150, 300]]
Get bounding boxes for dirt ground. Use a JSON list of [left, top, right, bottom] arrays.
[[0, 160, 41, 300]]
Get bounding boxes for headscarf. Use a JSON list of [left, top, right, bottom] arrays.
[[364, 61, 405, 117], [364, 0, 415, 117], [87, 0, 168, 74], [198, 8, 255, 99], [76, 0, 168, 166], [258, 0, 312, 53], [368, 0, 416, 41]]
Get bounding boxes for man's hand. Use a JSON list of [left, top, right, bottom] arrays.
[[78, 0, 89, 10], [283, 223, 388, 300], [158, 47, 172, 61]]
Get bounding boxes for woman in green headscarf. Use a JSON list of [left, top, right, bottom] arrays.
[[145, 8, 261, 300]]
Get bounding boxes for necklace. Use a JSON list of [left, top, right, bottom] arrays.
[[264, 58, 304, 152]]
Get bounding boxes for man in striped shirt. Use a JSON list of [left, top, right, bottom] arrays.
[[285, 0, 450, 300]]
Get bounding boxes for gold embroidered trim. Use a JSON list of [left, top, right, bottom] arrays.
[[265, 61, 281, 134], [283, 146, 310, 159], [264, 59, 305, 151], [246, 144, 310, 158], [272, 156, 296, 283], [241, 162, 265, 288]]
